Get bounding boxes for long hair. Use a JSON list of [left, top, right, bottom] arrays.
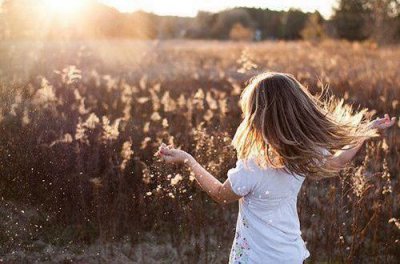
[[232, 72, 377, 179]]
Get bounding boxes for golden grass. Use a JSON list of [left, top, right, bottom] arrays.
[[0, 40, 399, 263]]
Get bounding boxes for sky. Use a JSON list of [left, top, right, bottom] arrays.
[[99, 0, 338, 19]]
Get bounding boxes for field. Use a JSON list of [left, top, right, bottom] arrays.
[[0, 40, 399, 263]]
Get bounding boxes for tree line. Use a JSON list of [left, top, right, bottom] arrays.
[[0, 0, 399, 43]]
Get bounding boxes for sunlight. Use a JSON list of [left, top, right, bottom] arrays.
[[99, 0, 336, 18], [43, 0, 85, 15]]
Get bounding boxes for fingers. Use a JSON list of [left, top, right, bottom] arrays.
[[155, 143, 167, 158], [385, 116, 396, 128], [373, 115, 387, 125], [373, 114, 397, 129], [378, 114, 390, 122], [160, 147, 172, 155], [382, 114, 395, 125], [155, 143, 165, 157], [375, 115, 397, 130], [162, 155, 174, 163], [158, 151, 176, 163], [156, 143, 176, 162]]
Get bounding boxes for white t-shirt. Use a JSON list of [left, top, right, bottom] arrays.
[[227, 159, 310, 264]]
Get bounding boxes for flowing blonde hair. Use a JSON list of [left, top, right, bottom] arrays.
[[232, 72, 377, 179]]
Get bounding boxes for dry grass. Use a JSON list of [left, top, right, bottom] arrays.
[[0, 40, 399, 263]]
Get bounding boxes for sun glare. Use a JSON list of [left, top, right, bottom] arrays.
[[43, 0, 85, 15]]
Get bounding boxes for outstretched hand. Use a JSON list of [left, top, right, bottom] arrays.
[[369, 114, 396, 131], [156, 143, 191, 164], [155, 143, 241, 205]]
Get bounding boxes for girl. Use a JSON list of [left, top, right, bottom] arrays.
[[156, 72, 396, 264]]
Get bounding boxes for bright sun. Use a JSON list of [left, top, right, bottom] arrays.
[[43, 0, 85, 15]]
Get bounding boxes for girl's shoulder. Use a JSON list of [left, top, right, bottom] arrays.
[[234, 158, 257, 171], [236, 158, 305, 184], [237, 158, 282, 174], [228, 158, 301, 197], [232, 158, 274, 177], [228, 158, 263, 196]]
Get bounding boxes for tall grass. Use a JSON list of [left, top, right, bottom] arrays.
[[0, 40, 399, 263]]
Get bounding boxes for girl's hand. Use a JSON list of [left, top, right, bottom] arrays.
[[156, 143, 191, 164], [369, 114, 396, 131]]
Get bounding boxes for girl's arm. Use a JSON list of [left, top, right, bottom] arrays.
[[157, 145, 241, 205], [325, 139, 366, 170], [326, 114, 396, 172]]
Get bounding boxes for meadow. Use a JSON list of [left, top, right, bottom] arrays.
[[0, 40, 399, 263]]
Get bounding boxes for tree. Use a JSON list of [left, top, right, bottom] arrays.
[[185, 11, 216, 39], [229, 22, 254, 41], [333, 0, 400, 42], [210, 8, 255, 39], [332, 0, 371, 40], [301, 12, 326, 40], [244, 8, 284, 40], [368, 0, 400, 43], [281, 9, 309, 39]]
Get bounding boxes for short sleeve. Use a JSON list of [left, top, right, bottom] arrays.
[[227, 159, 255, 197]]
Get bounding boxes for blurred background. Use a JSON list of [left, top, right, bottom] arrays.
[[0, 0, 399, 263], [1, 0, 399, 42]]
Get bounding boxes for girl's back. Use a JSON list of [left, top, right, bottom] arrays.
[[228, 159, 308, 264], [158, 72, 395, 264]]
